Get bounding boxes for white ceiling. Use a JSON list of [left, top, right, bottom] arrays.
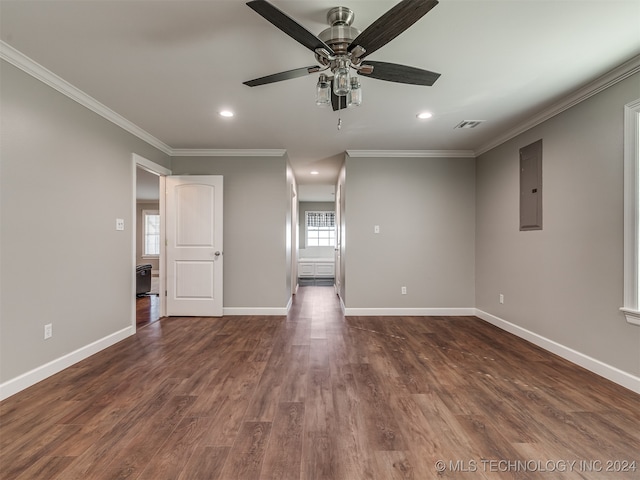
[[2, 0, 639, 193]]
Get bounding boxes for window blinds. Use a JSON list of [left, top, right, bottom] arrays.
[[306, 211, 335, 227]]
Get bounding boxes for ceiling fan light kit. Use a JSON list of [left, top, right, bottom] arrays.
[[316, 74, 331, 106], [244, 0, 441, 111]]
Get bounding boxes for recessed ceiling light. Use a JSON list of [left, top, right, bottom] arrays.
[[417, 112, 433, 119], [310, 171, 319, 175], [219, 110, 234, 117]]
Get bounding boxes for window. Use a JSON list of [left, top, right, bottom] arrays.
[[143, 210, 160, 257], [621, 99, 640, 326], [306, 211, 336, 247]]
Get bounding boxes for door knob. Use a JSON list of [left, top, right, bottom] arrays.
[[214, 251, 221, 257]]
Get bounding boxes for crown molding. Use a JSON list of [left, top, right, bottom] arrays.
[[346, 150, 476, 158], [4, 39, 638, 162], [0, 41, 173, 156], [476, 54, 640, 156], [170, 149, 287, 157]]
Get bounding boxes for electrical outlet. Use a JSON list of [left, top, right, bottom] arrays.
[[116, 218, 125, 231], [499, 294, 504, 304], [401, 286, 407, 295], [44, 323, 52, 339]]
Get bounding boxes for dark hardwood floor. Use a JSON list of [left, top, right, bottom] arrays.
[[136, 294, 160, 328], [1, 286, 639, 479]]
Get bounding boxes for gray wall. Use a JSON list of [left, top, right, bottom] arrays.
[[343, 155, 476, 309], [3, 49, 638, 394], [475, 71, 640, 376], [0, 61, 171, 383], [170, 155, 292, 309]]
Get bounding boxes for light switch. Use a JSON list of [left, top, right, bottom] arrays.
[[116, 218, 125, 231], [374, 225, 380, 234]]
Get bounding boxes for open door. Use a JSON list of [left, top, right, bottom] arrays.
[[166, 175, 223, 316]]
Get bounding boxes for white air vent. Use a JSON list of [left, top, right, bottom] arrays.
[[454, 120, 485, 129]]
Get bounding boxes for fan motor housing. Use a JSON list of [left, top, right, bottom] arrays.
[[318, 7, 359, 55]]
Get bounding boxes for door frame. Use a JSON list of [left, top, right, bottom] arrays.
[[132, 153, 172, 330], [291, 184, 298, 296]]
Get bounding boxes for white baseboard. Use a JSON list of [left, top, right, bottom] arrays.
[[344, 307, 476, 316], [286, 296, 292, 314], [223, 306, 290, 316], [4, 308, 636, 400], [0, 326, 135, 401], [475, 309, 640, 395]]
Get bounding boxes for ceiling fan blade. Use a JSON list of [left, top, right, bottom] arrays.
[[247, 0, 334, 55], [243, 66, 318, 87], [330, 79, 348, 111], [361, 61, 440, 86], [349, 0, 438, 59]]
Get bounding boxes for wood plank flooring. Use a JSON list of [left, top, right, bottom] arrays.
[[136, 295, 160, 328], [1, 286, 639, 479]]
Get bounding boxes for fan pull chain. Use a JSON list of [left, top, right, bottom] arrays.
[[337, 117, 342, 130]]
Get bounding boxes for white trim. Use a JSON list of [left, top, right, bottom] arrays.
[[133, 154, 171, 323], [343, 307, 476, 316], [134, 153, 172, 176], [622, 99, 640, 326], [171, 149, 287, 157], [0, 41, 173, 156], [620, 308, 640, 326], [346, 150, 476, 158], [223, 306, 290, 316], [159, 175, 167, 316], [132, 161, 137, 331], [5, 39, 639, 164], [286, 296, 293, 314], [0, 326, 134, 401], [477, 54, 640, 156], [475, 310, 640, 395]]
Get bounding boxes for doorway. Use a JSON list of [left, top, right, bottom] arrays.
[[136, 167, 160, 327], [132, 154, 171, 329], [296, 185, 336, 290]]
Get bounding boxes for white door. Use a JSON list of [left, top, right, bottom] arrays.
[[166, 175, 223, 316]]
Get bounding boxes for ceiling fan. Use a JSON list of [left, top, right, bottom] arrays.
[[243, 0, 441, 111]]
